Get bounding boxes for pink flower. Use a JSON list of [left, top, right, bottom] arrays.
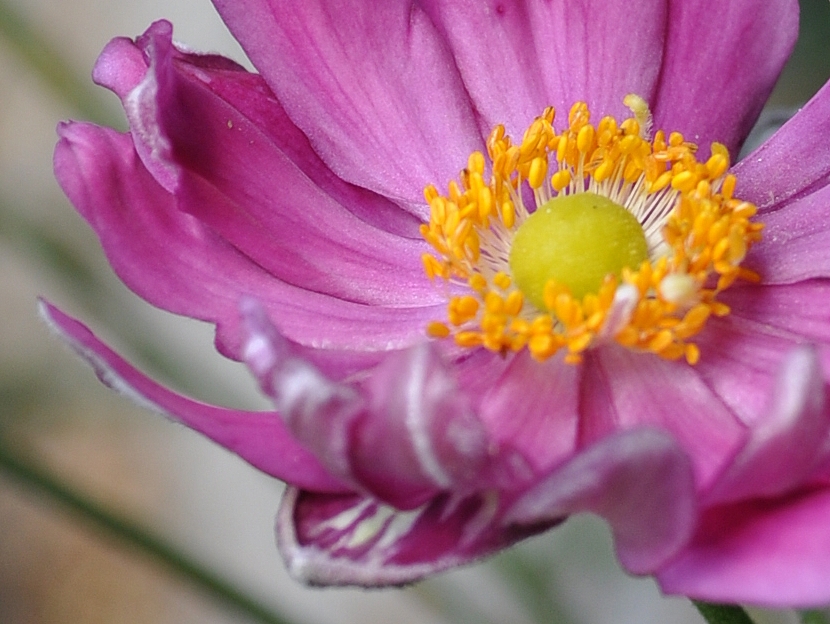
[[45, 0, 830, 605]]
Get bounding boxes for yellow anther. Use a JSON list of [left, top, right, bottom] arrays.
[[485, 291, 505, 314], [501, 200, 516, 229], [505, 290, 524, 316], [577, 124, 596, 152], [671, 171, 696, 193], [455, 332, 483, 348], [528, 156, 548, 189], [421, 97, 761, 365], [551, 169, 571, 192], [493, 272, 512, 290], [594, 158, 614, 182], [427, 322, 451, 338], [465, 276, 486, 294], [468, 151, 486, 174]]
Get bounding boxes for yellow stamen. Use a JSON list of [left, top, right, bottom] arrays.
[[421, 97, 761, 364]]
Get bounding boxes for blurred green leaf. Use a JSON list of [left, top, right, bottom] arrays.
[[0, 0, 120, 126], [694, 601, 756, 624]]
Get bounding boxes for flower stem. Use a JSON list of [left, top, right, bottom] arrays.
[[693, 601, 756, 624], [0, 440, 305, 624], [801, 610, 830, 624]]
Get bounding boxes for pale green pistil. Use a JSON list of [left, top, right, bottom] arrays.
[[509, 192, 649, 307]]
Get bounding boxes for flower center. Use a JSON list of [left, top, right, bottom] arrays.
[[420, 96, 763, 365], [509, 192, 649, 306]]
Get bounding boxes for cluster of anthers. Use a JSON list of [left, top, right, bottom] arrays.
[[421, 95, 763, 365]]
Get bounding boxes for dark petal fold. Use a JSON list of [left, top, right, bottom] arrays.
[[241, 302, 496, 509], [276, 487, 548, 587]]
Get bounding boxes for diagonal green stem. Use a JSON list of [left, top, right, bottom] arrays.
[[693, 601, 756, 624], [0, 0, 120, 126], [802, 610, 830, 624], [0, 440, 306, 624]]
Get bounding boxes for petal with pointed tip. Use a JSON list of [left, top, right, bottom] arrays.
[[38, 300, 347, 492], [506, 428, 696, 574]]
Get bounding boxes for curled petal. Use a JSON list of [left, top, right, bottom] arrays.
[[39, 300, 346, 492], [354, 342, 491, 507], [241, 298, 364, 483], [706, 346, 830, 504], [53, 121, 442, 373], [242, 301, 494, 508], [276, 487, 548, 587], [505, 429, 696, 574]]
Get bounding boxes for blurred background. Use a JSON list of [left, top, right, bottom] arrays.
[[1, 1, 829, 623]]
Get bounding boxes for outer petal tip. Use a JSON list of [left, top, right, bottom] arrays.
[[506, 428, 697, 574]]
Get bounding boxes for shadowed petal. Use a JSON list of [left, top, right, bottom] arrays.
[[38, 300, 347, 492], [658, 487, 830, 607], [506, 428, 696, 574], [276, 487, 547, 586], [653, 0, 797, 157], [211, 0, 482, 211]]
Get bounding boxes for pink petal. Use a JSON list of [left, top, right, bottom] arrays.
[[96, 21, 434, 306], [579, 347, 746, 488], [419, 0, 667, 138], [745, 184, 830, 284], [705, 346, 830, 504], [38, 300, 347, 492], [734, 79, 830, 212], [276, 487, 546, 586], [211, 0, 483, 211], [53, 122, 443, 369], [654, 0, 798, 157], [694, 316, 807, 427], [658, 487, 830, 607], [241, 301, 494, 509], [724, 280, 830, 345], [477, 351, 579, 475], [506, 429, 696, 574]]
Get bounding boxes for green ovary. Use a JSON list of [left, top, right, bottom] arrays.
[[509, 192, 649, 308]]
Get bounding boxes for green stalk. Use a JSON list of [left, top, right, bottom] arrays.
[[802, 610, 830, 624], [693, 601, 756, 624], [0, 441, 306, 624]]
